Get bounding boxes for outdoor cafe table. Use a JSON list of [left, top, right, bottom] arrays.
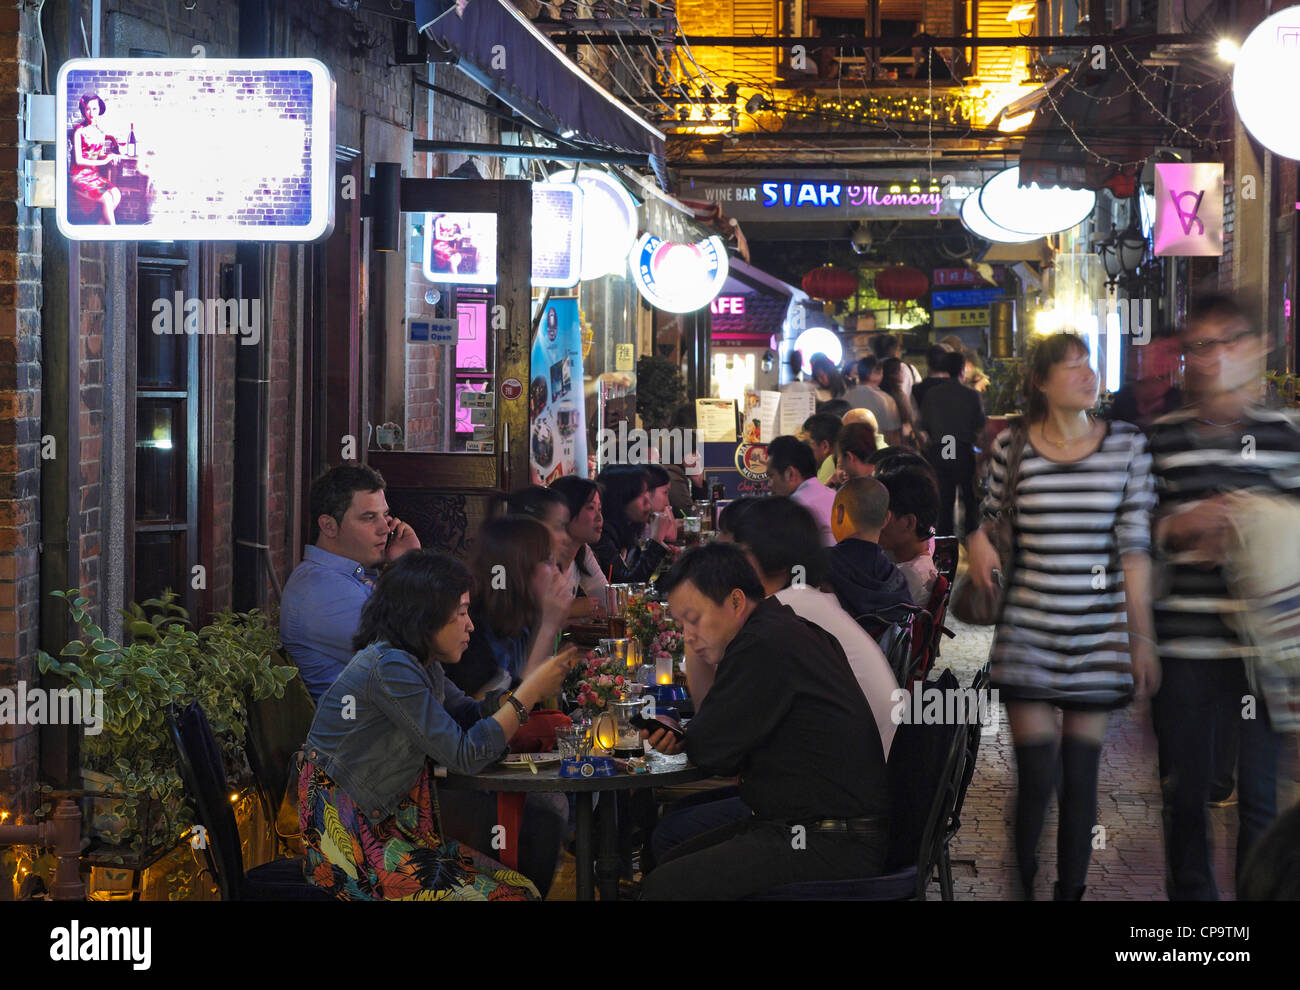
[[441, 755, 710, 901]]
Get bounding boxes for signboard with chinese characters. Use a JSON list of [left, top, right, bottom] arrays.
[[680, 171, 988, 222], [933, 307, 990, 328], [57, 59, 335, 241], [1153, 163, 1224, 257], [932, 266, 1005, 287]]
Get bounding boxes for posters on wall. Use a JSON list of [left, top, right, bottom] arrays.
[[529, 298, 588, 484]]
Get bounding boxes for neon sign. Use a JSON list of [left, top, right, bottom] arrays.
[[710, 296, 746, 315], [760, 181, 944, 215]]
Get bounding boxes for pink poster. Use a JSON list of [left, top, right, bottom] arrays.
[[1154, 163, 1224, 257]]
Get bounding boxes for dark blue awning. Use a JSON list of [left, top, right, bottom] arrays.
[[420, 0, 668, 184]]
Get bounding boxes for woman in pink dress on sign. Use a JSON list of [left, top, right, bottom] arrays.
[[70, 93, 122, 224]]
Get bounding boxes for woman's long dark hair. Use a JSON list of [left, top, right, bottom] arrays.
[[595, 464, 649, 552], [470, 515, 552, 639], [880, 357, 918, 437], [550, 475, 602, 576], [352, 550, 472, 663], [809, 354, 846, 398], [1024, 332, 1091, 424]]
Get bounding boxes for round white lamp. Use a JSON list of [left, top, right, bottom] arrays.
[[1233, 6, 1300, 161]]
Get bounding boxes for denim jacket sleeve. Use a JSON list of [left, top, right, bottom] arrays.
[[441, 672, 505, 731], [369, 651, 507, 775]]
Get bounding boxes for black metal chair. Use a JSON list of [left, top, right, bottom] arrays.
[[937, 662, 991, 898], [746, 669, 969, 900], [167, 700, 333, 901], [243, 672, 316, 855]]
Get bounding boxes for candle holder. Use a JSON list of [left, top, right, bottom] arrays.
[[654, 654, 674, 685]]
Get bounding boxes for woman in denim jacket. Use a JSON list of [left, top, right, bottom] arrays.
[[299, 549, 574, 900]]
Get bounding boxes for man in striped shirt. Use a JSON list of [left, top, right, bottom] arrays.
[[1147, 294, 1300, 900]]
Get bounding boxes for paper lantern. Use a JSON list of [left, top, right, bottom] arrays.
[[873, 265, 929, 301], [801, 265, 859, 300]]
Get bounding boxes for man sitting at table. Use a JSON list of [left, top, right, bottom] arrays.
[[640, 543, 890, 900], [765, 435, 837, 546], [281, 464, 421, 702], [825, 476, 914, 625]]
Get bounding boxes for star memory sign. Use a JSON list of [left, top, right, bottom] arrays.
[[1153, 163, 1224, 257]]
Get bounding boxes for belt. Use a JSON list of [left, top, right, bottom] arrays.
[[800, 817, 885, 840]]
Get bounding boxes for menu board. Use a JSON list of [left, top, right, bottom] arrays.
[[695, 399, 738, 443]]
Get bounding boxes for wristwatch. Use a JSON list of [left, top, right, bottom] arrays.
[[501, 692, 529, 723]]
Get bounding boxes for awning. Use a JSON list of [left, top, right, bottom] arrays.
[[1019, 46, 1170, 197], [420, 0, 668, 184], [711, 258, 797, 346]]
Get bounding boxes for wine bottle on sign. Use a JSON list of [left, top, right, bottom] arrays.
[[126, 123, 136, 158]]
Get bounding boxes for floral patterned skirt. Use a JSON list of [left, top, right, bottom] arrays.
[[298, 759, 538, 901]]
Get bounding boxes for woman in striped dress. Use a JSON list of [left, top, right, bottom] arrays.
[[966, 332, 1160, 900]]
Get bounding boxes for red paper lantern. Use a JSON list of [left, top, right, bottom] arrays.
[[873, 265, 929, 301], [801, 265, 859, 301]]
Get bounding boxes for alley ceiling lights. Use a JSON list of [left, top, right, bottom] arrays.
[[1233, 6, 1300, 161], [978, 166, 1097, 237]]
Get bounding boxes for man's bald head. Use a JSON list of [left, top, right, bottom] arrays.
[[842, 407, 878, 429], [832, 476, 890, 540]]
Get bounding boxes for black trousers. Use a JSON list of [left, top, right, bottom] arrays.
[[640, 816, 887, 900], [1151, 657, 1284, 900], [926, 441, 980, 538]]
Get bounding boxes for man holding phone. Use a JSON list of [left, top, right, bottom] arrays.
[[639, 544, 889, 899], [281, 464, 422, 702]]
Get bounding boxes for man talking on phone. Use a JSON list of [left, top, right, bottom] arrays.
[[281, 464, 422, 702], [639, 543, 889, 899]]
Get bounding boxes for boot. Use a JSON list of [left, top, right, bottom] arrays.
[[1052, 881, 1085, 901]]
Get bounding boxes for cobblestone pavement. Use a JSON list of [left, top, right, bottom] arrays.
[[937, 612, 1300, 901]]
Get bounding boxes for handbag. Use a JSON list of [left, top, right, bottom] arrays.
[[950, 421, 1028, 626]]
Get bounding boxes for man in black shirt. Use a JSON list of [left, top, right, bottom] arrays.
[[920, 349, 987, 537], [910, 343, 952, 411], [639, 543, 889, 899]]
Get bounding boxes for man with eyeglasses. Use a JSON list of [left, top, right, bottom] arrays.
[[1146, 293, 1300, 900]]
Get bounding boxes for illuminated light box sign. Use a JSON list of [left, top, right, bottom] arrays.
[[1153, 163, 1224, 257], [547, 169, 637, 280], [421, 184, 583, 288], [56, 58, 335, 241], [629, 233, 729, 314], [1234, 7, 1300, 161]]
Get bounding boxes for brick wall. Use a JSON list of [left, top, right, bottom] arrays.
[[0, 2, 44, 816], [77, 247, 104, 602]]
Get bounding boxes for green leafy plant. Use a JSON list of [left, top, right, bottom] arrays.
[[1266, 370, 1299, 407], [36, 590, 297, 857], [635, 354, 686, 430], [983, 358, 1027, 416]]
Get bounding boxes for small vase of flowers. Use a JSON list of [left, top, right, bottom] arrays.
[[562, 649, 628, 716]]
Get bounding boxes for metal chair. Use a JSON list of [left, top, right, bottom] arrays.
[[167, 701, 333, 901], [937, 662, 991, 898]]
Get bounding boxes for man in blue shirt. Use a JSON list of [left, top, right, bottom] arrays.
[[280, 464, 421, 701]]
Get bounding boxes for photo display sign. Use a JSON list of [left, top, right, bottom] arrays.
[[529, 298, 589, 484], [422, 183, 583, 288], [56, 58, 335, 241]]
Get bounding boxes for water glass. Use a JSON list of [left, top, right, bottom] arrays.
[[554, 725, 581, 761]]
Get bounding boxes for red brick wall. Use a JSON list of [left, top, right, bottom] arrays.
[[78, 247, 105, 602], [0, 2, 44, 815]]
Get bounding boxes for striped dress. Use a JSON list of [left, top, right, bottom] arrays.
[[986, 419, 1156, 709], [1145, 405, 1300, 665]]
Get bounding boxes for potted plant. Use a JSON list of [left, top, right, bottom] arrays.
[[635, 354, 686, 430], [36, 589, 298, 859]]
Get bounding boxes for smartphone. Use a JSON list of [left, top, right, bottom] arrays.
[[629, 712, 685, 740]]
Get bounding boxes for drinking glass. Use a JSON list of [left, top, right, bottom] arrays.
[[554, 725, 581, 761]]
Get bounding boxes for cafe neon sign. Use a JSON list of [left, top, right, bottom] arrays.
[[629, 233, 729, 313]]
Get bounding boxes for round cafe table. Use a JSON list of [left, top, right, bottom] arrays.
[[442, 755, 710, 901]]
